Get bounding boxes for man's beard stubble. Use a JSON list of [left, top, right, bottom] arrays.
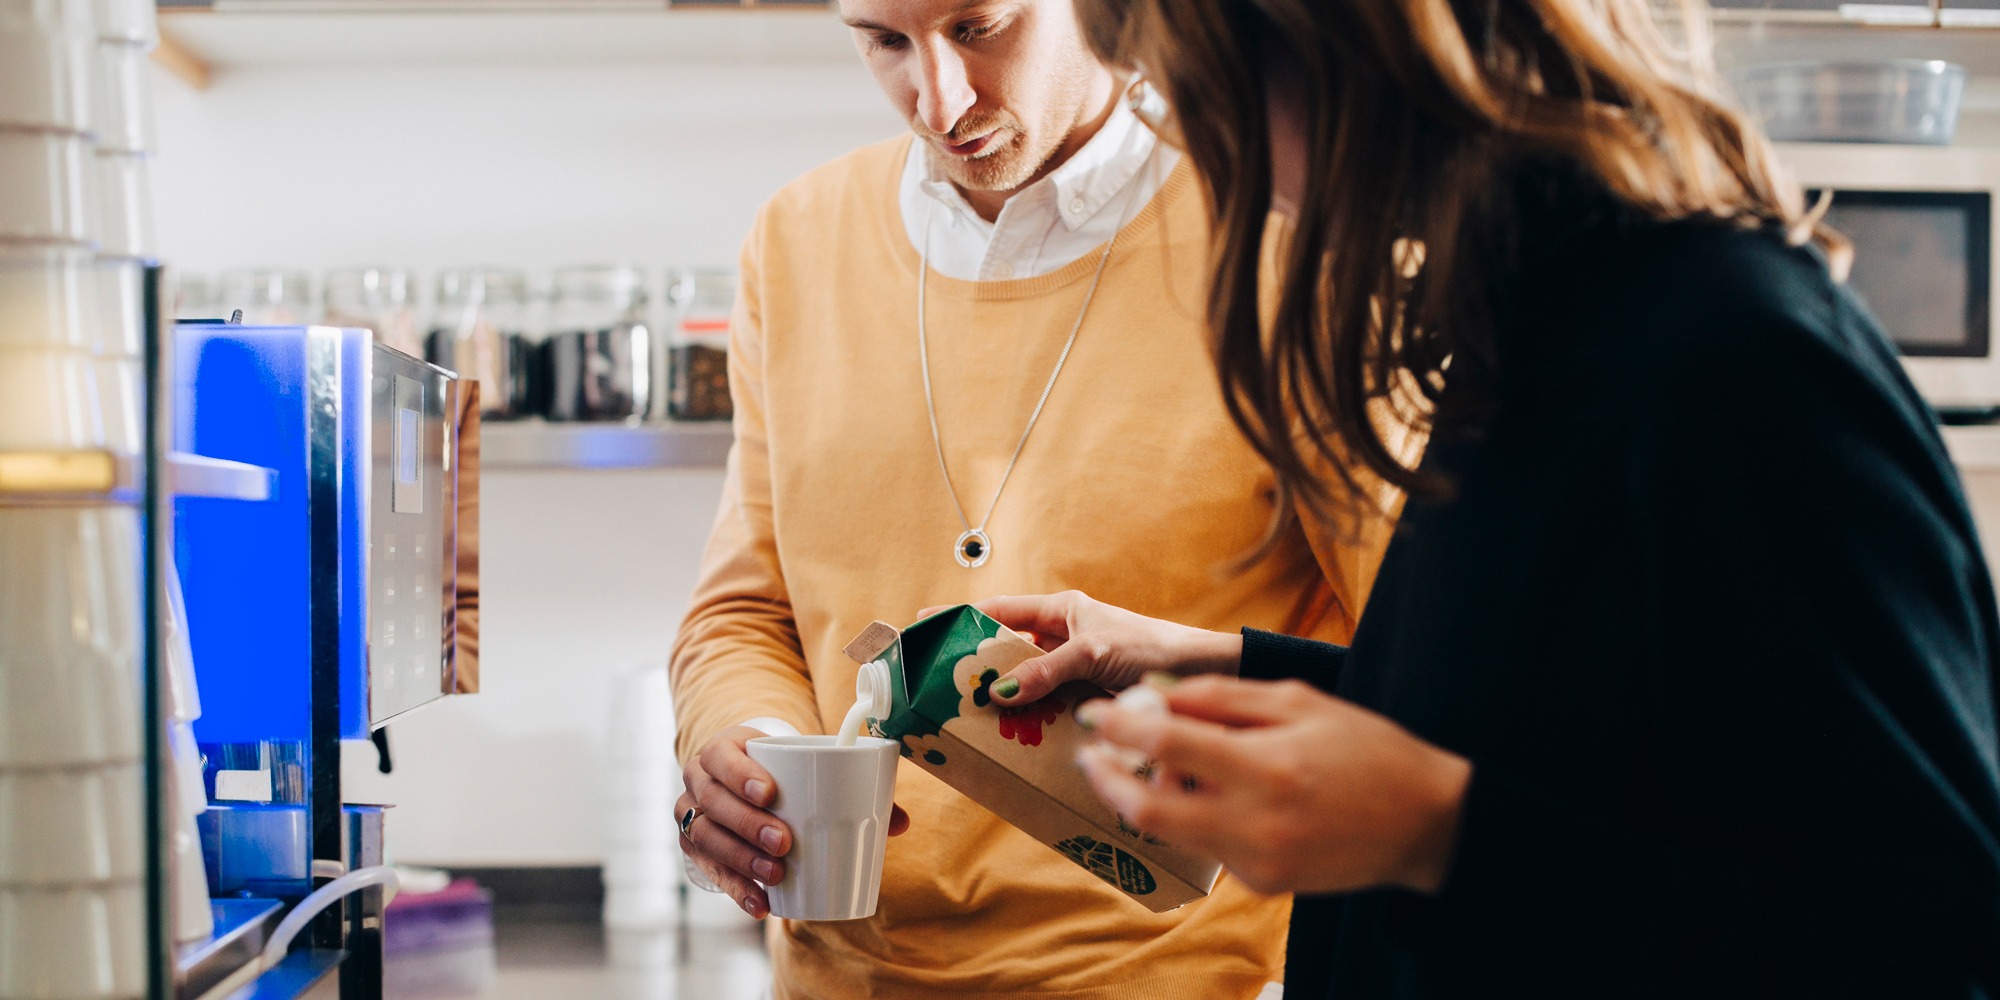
[[920, 47, 1099, 194], [920, 115, 1044, 193]]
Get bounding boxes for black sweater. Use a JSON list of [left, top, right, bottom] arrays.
[[1238, 215, 2000, 998]]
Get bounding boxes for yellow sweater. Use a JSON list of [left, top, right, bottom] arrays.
[[671, 136, 1391, 1000]]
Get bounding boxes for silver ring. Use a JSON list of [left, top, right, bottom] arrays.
[[678, 806, 703, 839]]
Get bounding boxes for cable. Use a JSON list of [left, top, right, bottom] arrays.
[[258, 865, 401, 973]]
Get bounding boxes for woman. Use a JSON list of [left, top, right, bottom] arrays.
[[975, 0, 2000, 995]]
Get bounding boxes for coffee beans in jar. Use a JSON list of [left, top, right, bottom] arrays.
[[664, 269, 737, 422], [426, 269, 540, 420], [544, 265, 655, 423], [669, 341, 731, 421]]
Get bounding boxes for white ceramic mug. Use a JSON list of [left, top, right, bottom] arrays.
[[744, 735, 899, 921], [0, 507, 143, 769], [0, 762, 142, 885], [603, 843, 680, 887], [0, 880, 146, 999], [0, 129, 92, 245], [602, 881, 679, 934], [93, 0, 157, 48], [91, 150, 152, 261], [90, 40, 153, 156], [603, 756, 678, 801], [90, 506, 141, 664], [0, 246, 94, 352], [0, 344, 97, 450], [171, 799, 214, 943], [0, 0, 95, 34], [0, 24, 91, 135], [93, 355, 140, 455], [605, 798, 677, 849], [87, 256, 144, 357]]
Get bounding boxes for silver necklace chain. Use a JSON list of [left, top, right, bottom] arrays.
[[917, 198, 1120, 568]]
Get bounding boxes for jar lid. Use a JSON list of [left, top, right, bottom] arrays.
[[436, 268, 528, 306], [217, 269, 313, 306], [552, 265, 648, 308], [666, 267, 735, 315], [323, 267, 414, 305]]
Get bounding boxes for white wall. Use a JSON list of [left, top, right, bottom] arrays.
[[149, 48, 902, 864], [150, 59, 901, 275], [343, 468, 723, 865]]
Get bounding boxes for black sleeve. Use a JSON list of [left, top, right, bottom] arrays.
[[1238, 627, 1348, 691], [1391, 292, 2000, 995]]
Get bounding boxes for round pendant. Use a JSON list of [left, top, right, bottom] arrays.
[[954, 529, 992, 568]]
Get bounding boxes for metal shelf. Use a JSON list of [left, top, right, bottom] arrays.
[[154, 5, 853, 74], [482, 421, 733, 470], [1711, 20, 2000, 79]]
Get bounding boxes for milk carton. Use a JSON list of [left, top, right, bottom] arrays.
[[842, 606, 1221, 912]]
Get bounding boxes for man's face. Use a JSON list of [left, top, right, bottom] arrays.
[[840, 0, 1107, 194]]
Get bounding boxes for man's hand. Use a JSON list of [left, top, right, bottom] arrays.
[[678, 725, 912, 919]]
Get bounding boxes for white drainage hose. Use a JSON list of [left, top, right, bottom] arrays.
[[258, 865, 401, 973]]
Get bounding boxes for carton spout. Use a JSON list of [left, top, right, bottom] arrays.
[[854, 658, 893, 726], [843, 620, 909, 738]]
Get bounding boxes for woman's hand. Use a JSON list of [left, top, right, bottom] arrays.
[[967, 591, 1244, 706], [1074, 675, 1472, 896]]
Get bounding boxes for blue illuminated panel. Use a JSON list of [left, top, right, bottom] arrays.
[[174, 325, 370, 742]]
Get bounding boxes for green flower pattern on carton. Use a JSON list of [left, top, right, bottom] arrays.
[[953, 637, 1066, 747], [901, 733, 955, 770]]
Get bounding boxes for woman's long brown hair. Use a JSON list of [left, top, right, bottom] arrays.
[[1079, 0, 1844, 525]]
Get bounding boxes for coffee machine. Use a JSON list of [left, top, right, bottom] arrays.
[[170, 321, 477, 998]]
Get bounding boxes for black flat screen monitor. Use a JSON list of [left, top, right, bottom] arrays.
[[1815, 189, 1992, 359]]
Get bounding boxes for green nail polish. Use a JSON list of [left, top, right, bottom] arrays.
[[1144, 672, 1180, 689], [994, 677, 1021, 699], [1075, 705, 1098, 731]]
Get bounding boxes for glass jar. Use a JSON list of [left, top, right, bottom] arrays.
[[426, 269, 537, 421], [664, 268, 735, 422], [172, 272, 217, 321], [544, 265, 651, 424], [216, 269, 312, 326], [323, 267, 421, 358]]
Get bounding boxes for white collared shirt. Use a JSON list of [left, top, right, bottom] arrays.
[[899, 99, 1182, 282]]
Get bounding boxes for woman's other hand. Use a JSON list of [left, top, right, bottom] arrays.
[[967, 591, 1243, 706], [1075, 675, 1472, 896]]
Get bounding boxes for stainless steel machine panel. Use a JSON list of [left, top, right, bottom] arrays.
[[364, 344, 457, 727]]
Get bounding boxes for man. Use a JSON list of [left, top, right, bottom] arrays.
[[670, 0, 1391, 996]]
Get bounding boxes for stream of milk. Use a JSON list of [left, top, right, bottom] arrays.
[[835, 699, 871, 747], [836, 658, 892, 746]]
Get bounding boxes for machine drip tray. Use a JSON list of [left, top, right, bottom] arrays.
[[178, 898, 284, 999]]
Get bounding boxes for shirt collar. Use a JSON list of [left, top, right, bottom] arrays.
[[913, 98, 1161, 234]]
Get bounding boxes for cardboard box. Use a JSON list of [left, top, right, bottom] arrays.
[[842, 606, 1221, 912]]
